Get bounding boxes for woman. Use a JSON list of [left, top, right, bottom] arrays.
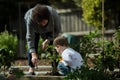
[[24, 4, 61, 75]]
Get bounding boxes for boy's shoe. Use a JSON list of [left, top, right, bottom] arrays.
[[55, 72, 64, 76], [45, 72, 63, 76], [26, 72, 35, 76]]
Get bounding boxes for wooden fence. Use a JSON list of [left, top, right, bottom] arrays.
[[58, 9, 116, 41]]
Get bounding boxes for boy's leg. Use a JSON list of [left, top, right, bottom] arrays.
[[57, 62, 71, 75]]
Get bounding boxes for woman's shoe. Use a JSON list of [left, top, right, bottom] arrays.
[[26, 72, 35, 75]]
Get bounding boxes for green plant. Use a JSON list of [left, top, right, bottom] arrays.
[[37, 37, 60, 75], [64, 30, 120, 80], [94, 28, 120, 73], [80, 30, 101, 59], [0, 31, 18, 75], [26, 36, 60, 75], [96, 41, 119, 72], [0, 31, 18, 55], [0, 48, 15, 75], [81, 0, 102, 28], [6, 68, 24, 80], [64, 66, 115, 80], [43, 44, 60, 75]]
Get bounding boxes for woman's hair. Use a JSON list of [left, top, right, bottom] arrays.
[[32, 4, 50, 23], [53, 36, 68, 47]]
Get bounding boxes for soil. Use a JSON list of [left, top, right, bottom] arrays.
[[13, 58, 61, 76], [14, 58, 51, 66]]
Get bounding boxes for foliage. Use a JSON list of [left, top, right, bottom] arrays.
[[15, 70, 24, 78], [73, 0, 82, 7], [80, 30, 101, 59], [37, 37, 61, 74], [0, 31, 18, 75], [95, 41, 120, 72], [96, 29, 120, 72], [42, 44, 61, 74], [26, 36, 60, 74], [81, 0, 120, 29], [0, 31, 18, 56], [37, 37, 60, 61], [81, 0, 102, 28], [64, 66, 115, 80], [65, 30, 120, 80], [113, 27, 120, 48], [112, 28, 120, 70], [0, 48, 14, 69], [37, 37, 44, 59], [9, 68, 24, 78]]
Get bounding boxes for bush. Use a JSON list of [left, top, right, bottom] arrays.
[[0, 31, 18, 75], [64, 66, 115, 80], [64, 30, 120, 80], [0, 31, 18, 55]]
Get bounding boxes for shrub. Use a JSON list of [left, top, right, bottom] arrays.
[[0, 31, 18, 75], [64, 30, 120, 80]]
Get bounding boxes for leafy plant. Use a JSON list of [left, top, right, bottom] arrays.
[[65, 30, 120, 80], [64, 66, 115, 80], [0, 31, 18, 55], [96, 41, 119, 72], [81, 0, 102, 28], [9, 68, 24, 78], [80, 30, 101, 59], [0, 48, 15, 75], [37, 37, 61, 75], [42, 44, 60, 75], [0, 31, 18, 75]]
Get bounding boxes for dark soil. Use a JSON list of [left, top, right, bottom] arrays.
[[13, 58, 62, 76], [14, 58, 51, 66]]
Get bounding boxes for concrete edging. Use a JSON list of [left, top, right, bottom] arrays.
[[15, 76, 65, 80]]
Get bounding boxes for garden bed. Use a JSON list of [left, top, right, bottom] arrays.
[[16, 75, 64, 80], [14, 58, 51, 66]]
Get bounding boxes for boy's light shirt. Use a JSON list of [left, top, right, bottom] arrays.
[[61, 47, 83, 69]]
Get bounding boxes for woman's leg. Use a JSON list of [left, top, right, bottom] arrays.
[[27, 33, 40, 74]]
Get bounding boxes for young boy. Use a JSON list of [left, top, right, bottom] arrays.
[[53, 36, 83, 75]]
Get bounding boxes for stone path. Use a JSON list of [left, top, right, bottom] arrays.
[[10, 65, 52, 75], [9, 65, 64, 80]]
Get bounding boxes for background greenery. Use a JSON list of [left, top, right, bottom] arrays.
[[64, 29, 120, 80], [0, 31, 18, 75]]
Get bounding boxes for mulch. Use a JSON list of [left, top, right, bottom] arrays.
[[14, 58, 51, 66]]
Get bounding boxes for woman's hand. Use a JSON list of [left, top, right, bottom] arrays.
[[31, 52, 38, 65]]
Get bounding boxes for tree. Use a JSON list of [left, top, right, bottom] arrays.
[[81, 0, 120, 29], [81, 0, 102, 29], [50, 0, 79, 9]]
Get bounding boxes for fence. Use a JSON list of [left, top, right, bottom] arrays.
[[58, 9, 115, 41]]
